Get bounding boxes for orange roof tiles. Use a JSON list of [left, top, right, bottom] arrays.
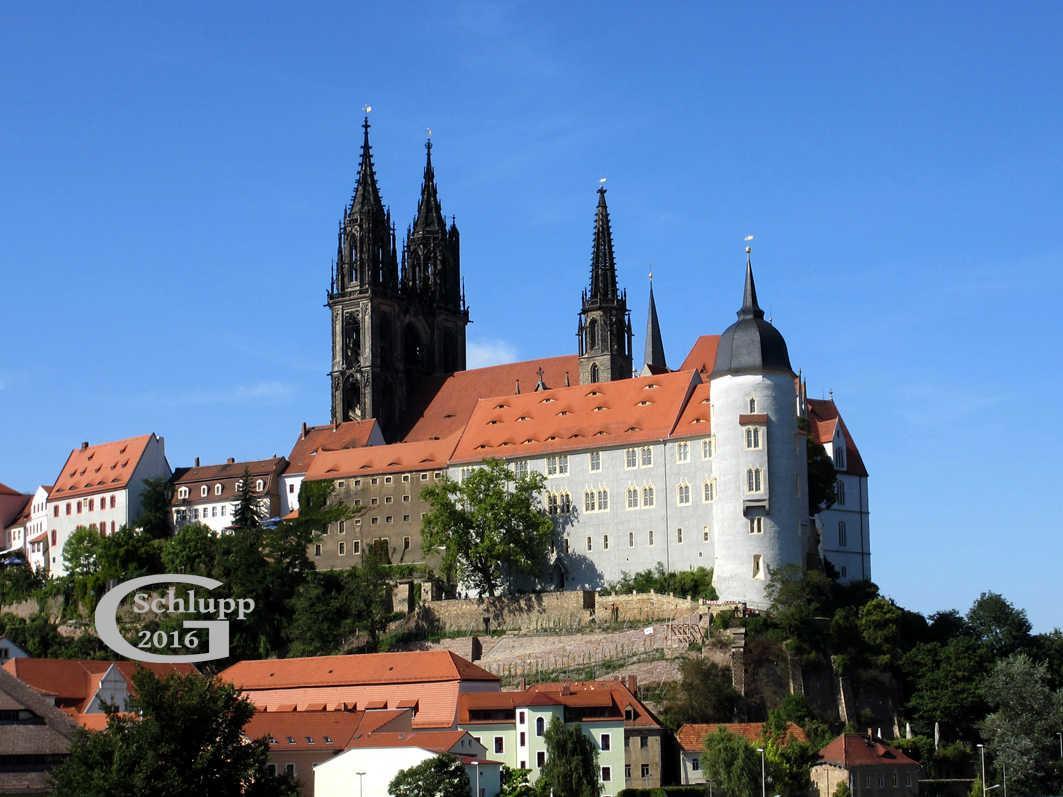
[[2, 659, 196, 713], [220, 651, 497, 690], [345, 729, 468, 754], [807, 398, 869, 477], [286, 420, 381, 474], [459, 679, 661, 728], [244, 708, 409, 751], [679, 335, 721, 375], [450, 370, 700, 464], [49, 434, 156, 500], [404, 356, 580, 443], [305, 435, 459, 481], [173, 457, 286, 485], [670, 382, 712, 440], [676, 721, 808, 752], [818, 734, 918, 768]]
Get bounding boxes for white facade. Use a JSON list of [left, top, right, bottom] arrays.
[[172, 494, 270, 534], [709, 372, 809, 608], [314, 740, 501, 797], [817, 424, 871, 582], [47, 435, 171, 576]]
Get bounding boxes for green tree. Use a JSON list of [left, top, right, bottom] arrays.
[[536, 717, 600, 797], [50, 669, 297, 796], [702, 728, 761, 797], [980, 653, 1063, 795], [388, 753, 470, 797], [608, 564, 718, 601], [421, 459, 553, 597], [499, 766, 535, 797], [966, 591, 1032, 658], [901, 637, 991, 740], [806, 438, 837, 515], [833, 782, 851, 797], [230, 467, 265, 531], [662, 658, 741, 727], [351, 547, 393, 650], [162, 522, 216, 575], [858, 596, 903, 667], [137, 477, 174, 539], [765, 565, 834, 655]]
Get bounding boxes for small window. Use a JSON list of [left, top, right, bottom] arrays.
[[744, 427, 762, 449], [537, 751, 546, 767], [200, 486, 208, 498], [338, 542, 346, 556], [420, 472, 429, 481], [603, 534, 609, 550], [254, 479, 264, 492], [601, 766, 611, 783], [589, 451, 602, 472], [838, 521, 847, 547], [702, 437, 714, 458], [402, 536, 410, 550], [338, 520, 346, 535], [535, 717, 544, 735], [639, 446, 652, 467], [746, 468, 763, 493], [600, 733, 611, 751], [352, 540, 361, 555], [836, 479, 846, 505], [288, 483, 295, 493], [648, 529, 654, 546], [314, 544, 322, 557], [626, 486, 639, 509], [642, 485, 655, 507], [285, 763, 295, 777], [495, 737, 504, 754], [752, 553, 765, 579], [214, 484, 223, 496], [384, 475, 392, 484], [748, 517, 764, 534], [586, 536, 592, 552], [519, 731, 526, 746], [677, 527, 684, 543], [675, 441, 689, 463], [625, 448, 637, 469], [691, 757, 700, 771], [703, 479, 716, 503], [677, 482, 691, 505], [703, 525, 710, 542], [628, 531, 635, 548], [748, 396, 757, 413]]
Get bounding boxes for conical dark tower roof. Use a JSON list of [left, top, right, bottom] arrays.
[[711, 251, 793, 377], [412, 138, 446, 235], [351, 116, 385, 216], [644, 279, 667, 372], [586, 187, 619, 303]]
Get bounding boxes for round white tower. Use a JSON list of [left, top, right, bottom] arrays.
[[710, 251, 808, 608]]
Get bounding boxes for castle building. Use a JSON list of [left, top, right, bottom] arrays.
[[306, 121, 871, 604]]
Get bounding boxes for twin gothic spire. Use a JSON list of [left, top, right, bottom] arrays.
[[331, 116, 462, 311]]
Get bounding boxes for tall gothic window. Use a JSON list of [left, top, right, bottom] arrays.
[[588, 318, 599, 350], [590, 363, 600, 382]]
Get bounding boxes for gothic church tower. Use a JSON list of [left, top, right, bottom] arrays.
[[577, 187, 632, 384], [329, 118, 468, 439]]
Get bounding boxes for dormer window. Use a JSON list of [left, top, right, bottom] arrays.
[[214, 484, 223, 496], [235, 481, 244, 492], [834, 443, 847, 470], [540, 397, 556, 404], [254, 479, 264, 492], [177, 487, 189, 500], [200, 485, 208, 498]]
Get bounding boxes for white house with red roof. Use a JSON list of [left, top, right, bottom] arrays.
[[281, 419, 384, 516], [7, 484, 54, 572], [45, 433, 171, 575]]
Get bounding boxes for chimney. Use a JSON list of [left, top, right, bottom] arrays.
[[518, 677, 526, 691], [226, 457, 235, 465], [561, 681, 572, 696], [194, 457, 200, 467], [301, 421, 308, 439], [80, 441, 89, 450], [625, 674, 638, 695]]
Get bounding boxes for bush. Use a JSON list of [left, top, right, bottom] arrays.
[[606, 564, 718, 601]]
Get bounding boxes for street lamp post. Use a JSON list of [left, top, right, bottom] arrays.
[[355, 771, 366, 797], [472, 761, 480, 797], [756, 747, 766, 797], [978, 744, 987, 797]]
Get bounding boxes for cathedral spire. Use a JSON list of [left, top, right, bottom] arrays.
[[412, 134, 446, 235], [351, 114, 385, 216], [587, 186, 619, 303], [644, 273, 667, 372]]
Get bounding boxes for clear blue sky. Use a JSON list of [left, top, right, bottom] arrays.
[[2, 2, 1061, 630]]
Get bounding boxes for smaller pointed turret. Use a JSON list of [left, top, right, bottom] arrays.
[[643, 273, 667, 373]]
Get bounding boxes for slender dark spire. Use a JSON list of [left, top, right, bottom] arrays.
[[412, 136, 446, 234], [587, 186, 618, 302], [351, 115, 385, 215], [738, 246, 765, 320], [644, 274, 667, 372]]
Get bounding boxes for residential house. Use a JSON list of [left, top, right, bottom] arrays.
[[0, 483, 31, 556], [811, 733, 920, 797], [0, 665, 77, 795], [677, 721, 808, 785], [172, 456, 287, 533], [315, 729, 500, 797], [45, 434, 171, 575], [0, 638, 29, 664], [244, 706, 413, 797]]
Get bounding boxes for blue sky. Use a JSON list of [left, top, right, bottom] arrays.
[[2, 2, 1061, 630]]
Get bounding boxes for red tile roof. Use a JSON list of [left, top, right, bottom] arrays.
[[678, 335, 721, 375], [450, 370, 699, 464], [459, 679, 659, 728], [677, 722, 808, 752], [671, 383, 712, 440], [807, 398, 869, 477], [49, 434, 157, 500], [244, 708, 410, 751], [526, 679, 663, 728], [0, 484, 23, 497], [220, 651, 498, 690], [345, 729, 468, 754], [173, 457, 286, 485], [304, 435, 459, 481], [818, 734, 918, 768], [286, 420, 381, 474], [2, 659, 196, 713], [404, 356, 580, 443]]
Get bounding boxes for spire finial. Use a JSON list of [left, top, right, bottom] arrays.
[[362, 104, 372, 131], [738, 234, 764, 321], [425, 127, 432, 154]]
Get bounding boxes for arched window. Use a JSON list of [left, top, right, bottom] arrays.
[[590, 363, 600, 383], [837, 521, 847, 547], [536, 717, 545, 736], [588, 318, 599, 350], [746, 468, 763, 493]]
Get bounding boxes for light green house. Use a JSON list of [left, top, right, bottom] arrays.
[[458, 687, 627, 795]]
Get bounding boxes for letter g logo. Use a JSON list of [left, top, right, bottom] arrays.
[[94, 574, 230, 664]]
